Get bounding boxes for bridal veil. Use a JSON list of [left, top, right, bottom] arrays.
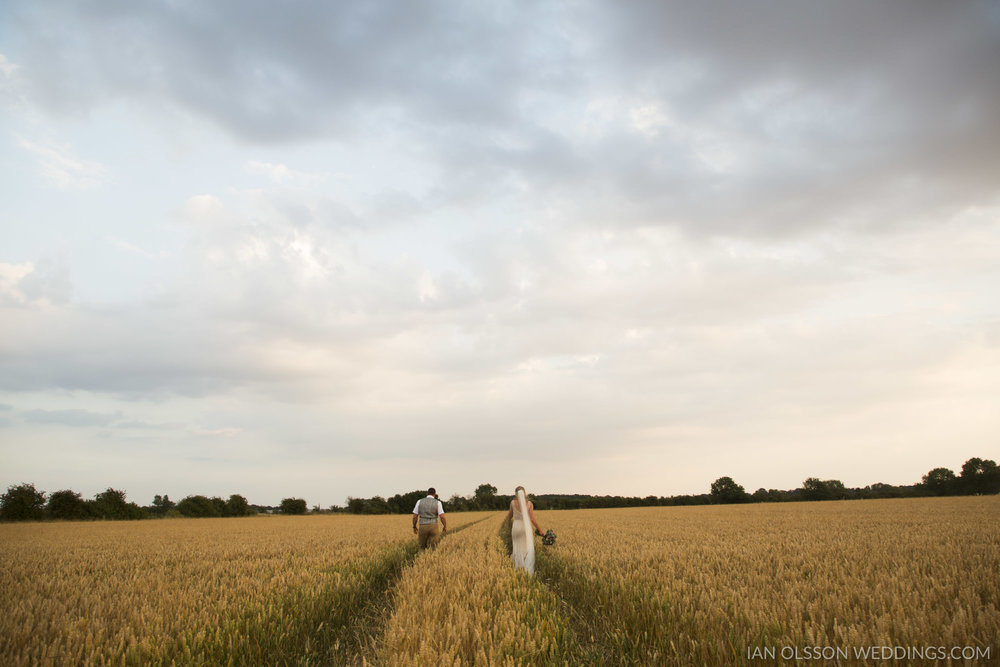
[[511, 486, 535, 574]]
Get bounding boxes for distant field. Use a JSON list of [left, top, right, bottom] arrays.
[[2, 497, 997, 665]]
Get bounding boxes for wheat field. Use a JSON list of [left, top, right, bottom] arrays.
[[536, 496, 999, 664], [379, 513, 573, 666], [1, 497, 997, 665], [0, 512, 488, 665]]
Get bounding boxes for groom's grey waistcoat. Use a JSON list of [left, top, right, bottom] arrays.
[[417, 497, 439, 525]]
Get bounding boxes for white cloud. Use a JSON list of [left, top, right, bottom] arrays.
[[0, 53, 17, 78], [0, 52, 22, 106], [629, 103, 673, 137], [0, 258, 72, 308], [0, 262, 33, 305], [417, 271, 437, 303], [16, 135, 107, 189], [176, 194, 227, 225], [245, 160, 335, 188], [108, 237, 168, 261], [247, 160, 291, 183]]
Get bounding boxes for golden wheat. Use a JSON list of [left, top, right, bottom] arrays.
[[0, 512, 485, 665], [537, 496, 1000, 664], [3, 498, 997, 665], [378, 514, 574, 666]]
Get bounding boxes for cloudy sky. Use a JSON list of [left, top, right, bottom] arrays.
[[2, 1, 998, 507]]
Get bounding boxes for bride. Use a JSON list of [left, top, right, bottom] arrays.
[[506, 486, 544, 574]]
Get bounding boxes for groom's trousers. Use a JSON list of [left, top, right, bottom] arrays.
[[418, 523, 440, 550]]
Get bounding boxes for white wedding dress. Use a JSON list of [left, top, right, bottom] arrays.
[[511, 489, 535, 574]]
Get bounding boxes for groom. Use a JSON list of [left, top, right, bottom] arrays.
[[412, 487, 447, 551]]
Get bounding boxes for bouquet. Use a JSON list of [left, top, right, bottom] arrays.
[[541, 529, 556, 546]]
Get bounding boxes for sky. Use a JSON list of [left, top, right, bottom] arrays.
[[2, 1, 999, 508]]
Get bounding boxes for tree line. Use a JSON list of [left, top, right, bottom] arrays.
[[337, 457, 1000, 514], [2, 456, 996, 522], [0, 486, 311, 522], [703, 456, 999, 505]]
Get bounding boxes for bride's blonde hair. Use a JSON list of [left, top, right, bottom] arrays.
[[515, 485, 526, 496]]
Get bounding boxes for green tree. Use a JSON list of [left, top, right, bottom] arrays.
[[176, 495, 222, 517], [959, 458, 1000, 495], [447, 493, 470, 512], [91, 488, 145, 520], [280, 498, 307, 515], [149, 494, 176, 516], [801, 478, 824, 500], [345, 497, 366, 514], [47, 489, 87, 520], [710, 476, 748, 504], [863, 482, 906, 499], [225, 494, 252, 517], [366, 496, 392, 514], [475, 483, 500, 510], [801, 478, 847, 501], [1, 482, 47, 521], [388, 490, 426, 514], [752, 488, 789, 502], [343, 496, 391, 514], [475, 483, 497, 495], [209, 496, 227, 516], [921, 468, 957, 496]]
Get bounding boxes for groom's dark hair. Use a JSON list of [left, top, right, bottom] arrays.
[[427, 487, 436, 495]]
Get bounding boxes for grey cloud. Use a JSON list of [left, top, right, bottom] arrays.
[[579, 2, 1000, 231], [7, 0, 561, 141], [21, 408, 122, 427], [0, 329, 301, 399], [114, 420, 183, 431], [596, 1, 1000, 122], [8, 1, 999, 238], [431, 3, 1000, 236]]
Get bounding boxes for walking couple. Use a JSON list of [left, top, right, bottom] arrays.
[[410, 485, 546, 575]]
